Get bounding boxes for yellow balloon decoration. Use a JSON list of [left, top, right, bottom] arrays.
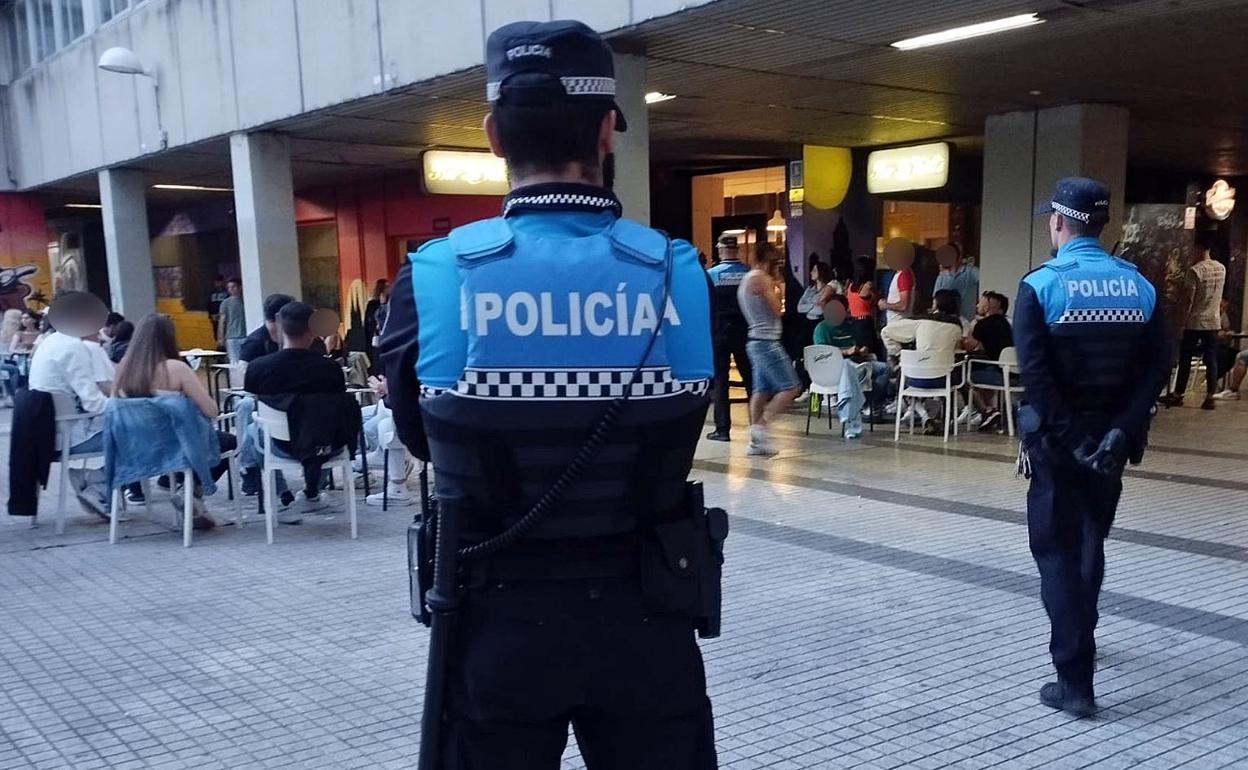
[[801, 145, 852, 210]]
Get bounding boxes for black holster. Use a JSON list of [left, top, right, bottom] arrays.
[[639, 481, 729, 639]]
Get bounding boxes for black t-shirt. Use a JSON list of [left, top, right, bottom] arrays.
[[973, 314, 1014, 360], [244, 348, 346, 396], [238, 326, 277, 363]]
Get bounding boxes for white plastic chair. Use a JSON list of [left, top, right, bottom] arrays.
[[967, 347, 1025, 436], [254, 401, 357, 544], [49, 392, 106, 535], [215, 411, 245, 527], [803, 345, 844, 435], [894, 350, 960, 443]]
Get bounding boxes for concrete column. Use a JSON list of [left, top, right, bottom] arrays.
[[612, 53, 650, 225], [980, 104, 1129, 306], [230, 132, 302, 327], [98, 168, 156, 318]]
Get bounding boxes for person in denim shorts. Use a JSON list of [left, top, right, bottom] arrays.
[[737, 243, 802, 456]]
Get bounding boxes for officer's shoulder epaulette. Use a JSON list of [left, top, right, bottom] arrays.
[[447, 217, 513, 260], [608, 218, 667, 266], [1111, 256, 1140, 272]]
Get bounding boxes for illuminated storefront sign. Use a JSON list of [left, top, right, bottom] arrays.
[[866, 142, 950, 194], [422, 150, 509, 195], [1205, 179, 1236, 221]]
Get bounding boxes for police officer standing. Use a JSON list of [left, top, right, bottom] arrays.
[[706, 235, 753, 441], [382, 20, 719, 769], [1016, 177, 1169, 717]]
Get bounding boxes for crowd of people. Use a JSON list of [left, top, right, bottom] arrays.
[[5, 279, 411, 530]]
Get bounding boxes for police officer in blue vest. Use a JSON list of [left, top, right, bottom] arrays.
[[382, 20, 720, 769], [706, 236, 752, 441], [1016, 177, 1169, 717]]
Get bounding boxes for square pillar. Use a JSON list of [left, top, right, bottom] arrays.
[[98, 168, 156, 318], [613, 53, 650, 225], [230, 132, 302, 327], [980, 104, 1128, 307]]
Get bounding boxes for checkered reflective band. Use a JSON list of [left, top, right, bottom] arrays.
[[448, 367, 710, 400], [559, 76, 615, 96], [1055, 308, 1147, 324], [503, 192, 622, 217], [1051, 201, 1092, 223]]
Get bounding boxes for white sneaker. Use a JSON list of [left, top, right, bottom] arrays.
[[747, 426, 777, 457], [956, 405, 974, 424], [366, 485, 413, 507], [300, 493, 331, 515], [1213, 389, 1240, 401], [967, 411, 984, 429]]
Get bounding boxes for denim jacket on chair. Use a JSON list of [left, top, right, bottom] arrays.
[[104, 396, 221, 494]]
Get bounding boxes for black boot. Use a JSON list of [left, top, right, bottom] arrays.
[[1040, 680, 1097, 717], [705, 430, 730, 442]]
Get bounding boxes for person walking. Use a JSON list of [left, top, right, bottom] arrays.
[[382, 20, 719, 769], [739, 243, 803, 456], [1163, 231, 1225, 410], [705, 235, 752, 441], [1016, 177, 1168, 717], [216, 277, 247, 362]]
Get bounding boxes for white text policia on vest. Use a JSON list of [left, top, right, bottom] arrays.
[[463, 287, 683, 337], [1065, 278, 1140, 299]]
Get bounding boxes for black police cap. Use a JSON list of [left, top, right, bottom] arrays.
[[1036, 176, 1111, 224], [485, 20, 628, 131]]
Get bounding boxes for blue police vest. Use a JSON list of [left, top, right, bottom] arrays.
[[1022, 237, 1157, 412], [413, 214, 711, 544], [707, 259, 749, 334]]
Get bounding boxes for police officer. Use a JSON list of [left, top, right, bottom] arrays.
[[1016, 177, 1169, 717], [382, 20, 718, 769], [705, 235, 752, 441]]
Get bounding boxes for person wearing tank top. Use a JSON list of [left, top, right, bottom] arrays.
[[737, 243, 802, 456]]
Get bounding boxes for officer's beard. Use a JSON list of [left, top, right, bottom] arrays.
[[603, 153, 616, 191]]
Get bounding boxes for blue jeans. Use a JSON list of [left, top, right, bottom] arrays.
[[746, 339, 801, 395]]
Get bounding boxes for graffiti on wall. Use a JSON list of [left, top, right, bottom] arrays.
[[0, 264, 40, 311]]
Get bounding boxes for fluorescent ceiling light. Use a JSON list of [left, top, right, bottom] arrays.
[[891, 13, 1043, 50], [65, 203, 103, 209], [644, 91, 677, 104], [721, 228, 746, 236], [151, 183, 232, 192]]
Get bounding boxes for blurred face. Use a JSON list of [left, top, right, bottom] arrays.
[[823, 300, 847, 327], [935, 244, 959, 269], [976, 294, 990, 317], [21, 313, 37, 330], [227, 281, 241, 297]]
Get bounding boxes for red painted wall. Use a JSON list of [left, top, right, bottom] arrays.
[[0, 193, 51, 311], [295, 174, 502, 313]]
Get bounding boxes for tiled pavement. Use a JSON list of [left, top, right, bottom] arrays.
[[2, 397, 1248, 769]]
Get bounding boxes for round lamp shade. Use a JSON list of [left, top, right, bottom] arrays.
[[98, 47, 147, 75]]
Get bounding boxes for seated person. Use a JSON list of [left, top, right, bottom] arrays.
[[10, 309, 42, 354], [880, 289, 965, 432], [963, 291, 1015, 430], [238, 293, 295, 363], [814, 294, 891, 413], [106, 320, 134, 364], [26, 292, 112, 517], [111, 313, 237, 529], [244, 301, 346, 522], [1214, 348, 1248, 401], [355, 375, 413, 506]]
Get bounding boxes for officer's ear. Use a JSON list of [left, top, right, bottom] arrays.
[[484, 113, 504, 159], [598, 110, 616, 157]]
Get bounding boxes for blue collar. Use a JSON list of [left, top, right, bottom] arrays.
[[1053, 236, 1109, 263], [503, 183, 622, 218]]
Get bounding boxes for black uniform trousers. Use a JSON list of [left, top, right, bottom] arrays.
[[711, 328, 752, 435], [443, 577, 717, 770], [1026, 443, 1122, 691]]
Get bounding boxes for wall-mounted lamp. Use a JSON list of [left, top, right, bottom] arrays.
[[98, 47, 167, 151]]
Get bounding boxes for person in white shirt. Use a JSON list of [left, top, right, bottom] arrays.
[[27, 292, 113, 515], [881, 289, 966, 433]]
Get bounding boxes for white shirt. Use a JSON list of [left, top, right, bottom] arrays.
[[881, 317, 964, 358], [27, 332, 109, 448]]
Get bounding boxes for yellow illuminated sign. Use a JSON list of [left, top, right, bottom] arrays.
[[867, 142, 950, 194], [422, 150, 509, 195]]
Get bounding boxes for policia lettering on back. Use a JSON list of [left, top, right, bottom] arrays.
[[383, 19, 724, 770]]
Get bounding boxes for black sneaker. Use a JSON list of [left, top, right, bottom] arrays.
[[704, 430, 730, 442], [1039, 681, 1097, 717], [1201, 396, 1216, 411], [979, 410, 1003, 432], [240, 468, 261, 496]]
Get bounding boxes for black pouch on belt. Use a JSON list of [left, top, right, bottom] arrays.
[[640, 516, 702, 614]]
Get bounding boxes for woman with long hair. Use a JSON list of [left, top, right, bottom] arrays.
[[847, 255, 882, 358], [11, 309, 41, 353], [113, 314, 235, 528]]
